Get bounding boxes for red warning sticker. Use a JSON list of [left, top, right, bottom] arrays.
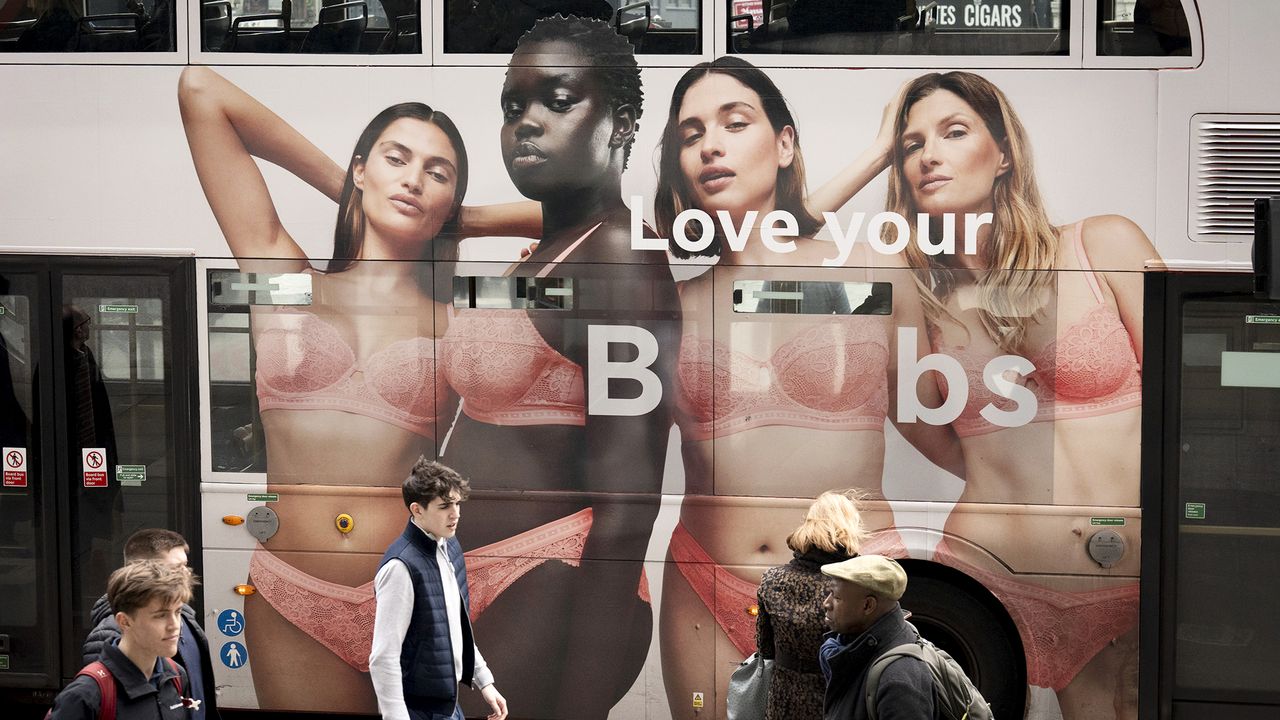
[[3, 447, 27, 488], [82, 448, 108, 488]]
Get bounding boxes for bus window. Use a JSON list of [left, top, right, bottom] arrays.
[[443, 0, 703, 55], [0, 0, 173, 52], [730, 279, 893, 315], [1097, 0, 1192, 56], [199, 0, 421, 54], [453, 276, 575, 311], [728, 0, 1068, 56]]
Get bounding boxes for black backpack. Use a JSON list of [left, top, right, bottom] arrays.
[[865, 638, 993, 720]]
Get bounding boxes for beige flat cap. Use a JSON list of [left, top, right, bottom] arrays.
[[820, 555, 907, 600]]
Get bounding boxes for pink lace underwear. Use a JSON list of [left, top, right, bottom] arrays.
[[248, 508, 602, 673], [838, 534, 1137, 690], [249, 545, 378, 672], [669, 522, 760, 657], [464, 507, 594, 615], [934, 546, 1138, 691]]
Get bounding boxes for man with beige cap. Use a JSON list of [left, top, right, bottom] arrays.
[[818, 555, 936, 720]]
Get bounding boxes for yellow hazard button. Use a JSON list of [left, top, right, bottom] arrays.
[[335, 513, 355, 533]]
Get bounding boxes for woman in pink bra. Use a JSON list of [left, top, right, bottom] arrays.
[[884, 71, 1162, 719], [651, 58, 962, 719], [178, 67, 496, 711], [437, 17, 679, 720]]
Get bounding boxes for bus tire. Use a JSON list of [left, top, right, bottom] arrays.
[[898, 568, 1027, 719]]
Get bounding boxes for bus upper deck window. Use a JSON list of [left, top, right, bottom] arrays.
[[200, 0, 422, 55], [0, 0, 175, 52], [729, 0, 1069, 57], [444, 0, 703, 56], [1097, 0, 1192, 56]]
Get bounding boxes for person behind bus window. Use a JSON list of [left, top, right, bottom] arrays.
[[1134, 0, 1192, 54], [15, 0, 78, 51], [755, 491, 867, 720], [787, 0, 908, 37], [437, 15, 678, 719], [445, 0, 614, 53], [178, 66, 473, 712], [885, 70, 1160, 719], [61, 304, 124, 630], [81, 529, 219, 720], [652, 57, 962, 719]]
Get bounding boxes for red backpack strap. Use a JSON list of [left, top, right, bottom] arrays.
[[76, 661, 117, 720], [162, 657, 184, 697]]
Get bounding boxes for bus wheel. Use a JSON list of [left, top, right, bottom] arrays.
[[899, 569, 1027, 719]]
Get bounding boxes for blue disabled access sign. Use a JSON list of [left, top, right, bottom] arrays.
[[220, 641, 247, 669], [217, 609, 244, 637]]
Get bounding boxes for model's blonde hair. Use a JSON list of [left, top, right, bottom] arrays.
[[889, 71, 1058, 355], [108, 560, 196, 617], [786, 490, 868, 554]]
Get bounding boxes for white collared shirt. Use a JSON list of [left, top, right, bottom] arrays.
[[369, 523, 493, 720]]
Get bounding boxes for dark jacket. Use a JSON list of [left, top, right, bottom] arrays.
[[757, 547, 855, 720], [49, 640, 191, 720], [83, 594, 219, 720], [380, 519, 476, 720], [822, 606, 936, 720]]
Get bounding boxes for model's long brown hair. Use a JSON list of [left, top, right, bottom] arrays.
[[329, 103, 469, 272], [889, 72, 1058, 354], [656, 57, 821, 259]]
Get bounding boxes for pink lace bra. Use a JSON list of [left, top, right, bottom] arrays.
[[931, 222, 1141, 438], [437, 223, 599, 427], [253, 311, 444, 438], [439, 308, 585, 426], [675, 318, 891, 441]]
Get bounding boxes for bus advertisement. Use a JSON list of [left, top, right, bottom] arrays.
[[3, 2, 1276, 719]]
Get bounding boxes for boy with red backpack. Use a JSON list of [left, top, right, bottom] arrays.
[[48, 560, 198, 720]]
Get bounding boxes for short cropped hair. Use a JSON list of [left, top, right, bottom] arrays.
[[108, 560, 196, 617], [515, 15, 644, 170], [403, 456, 471, 509], [787, 490, 868, 555], [123, 528, 189, 564]]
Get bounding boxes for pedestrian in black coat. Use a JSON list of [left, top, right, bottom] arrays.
[[81, 529, 219, 720], [818, 555, 936, 720]]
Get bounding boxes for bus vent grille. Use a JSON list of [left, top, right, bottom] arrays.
[[1192, 114, 1280, 241]]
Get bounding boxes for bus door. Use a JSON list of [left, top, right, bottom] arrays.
[[1144, 270, 1280, 719], [0, 256, 198, 695]]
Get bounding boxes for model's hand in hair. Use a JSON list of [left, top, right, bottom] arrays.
[[178, 67, 343, 271], [805, 80, 910, 218]]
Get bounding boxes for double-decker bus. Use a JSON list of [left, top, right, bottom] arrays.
[[2, 1, 1278, 718]]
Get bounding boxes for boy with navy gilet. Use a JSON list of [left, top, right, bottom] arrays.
[[369, 457, 508, 720]]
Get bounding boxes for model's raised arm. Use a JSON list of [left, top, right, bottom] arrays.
[[178, 66, 342, 266], [806, 82, 906, 217], [457, 201, 543, 241]]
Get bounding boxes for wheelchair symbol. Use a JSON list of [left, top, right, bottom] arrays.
[[218, 609, 244, 637]]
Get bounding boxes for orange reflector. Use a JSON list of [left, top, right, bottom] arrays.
[[234, 584, 257, 596], [747, 605, 759, 617], [222, 515, 244, 526]]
